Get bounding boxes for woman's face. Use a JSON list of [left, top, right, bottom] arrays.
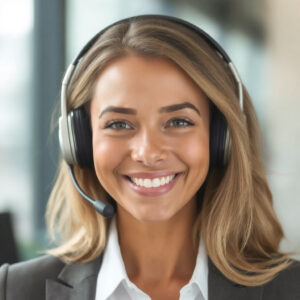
[[90, 55, 210, 222]]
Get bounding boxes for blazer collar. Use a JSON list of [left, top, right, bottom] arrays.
[[46, 255, 102, 300], [208, 258, 264, 300], [45, 254, 264, 300]]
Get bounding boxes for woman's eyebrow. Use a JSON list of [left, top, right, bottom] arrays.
[[159, 102, 200, 115], [99, 102, 200, 118], [99, 107, 136, 118]]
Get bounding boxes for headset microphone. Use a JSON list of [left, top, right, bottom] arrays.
[[68, 165, 115, 218]]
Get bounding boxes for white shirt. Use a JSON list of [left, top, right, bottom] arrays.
[[95, 218, 208, 300]]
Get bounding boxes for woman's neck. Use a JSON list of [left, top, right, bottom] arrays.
[[116, 199, 198, 285]]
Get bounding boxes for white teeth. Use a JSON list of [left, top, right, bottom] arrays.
[[152, 178, 160, 187], [130, 175, 176, 188], [144, 179, 151, 188]]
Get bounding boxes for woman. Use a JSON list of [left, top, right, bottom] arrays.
[[0, 15, 299, 300]]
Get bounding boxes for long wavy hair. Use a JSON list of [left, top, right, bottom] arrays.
[[46, 16, 291, 286]]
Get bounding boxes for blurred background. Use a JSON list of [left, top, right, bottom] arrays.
[[0, 0, 299, 263]]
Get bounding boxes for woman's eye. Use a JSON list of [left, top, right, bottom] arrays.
[[104, 121, 132, 130], [167, 118, 194, 128]]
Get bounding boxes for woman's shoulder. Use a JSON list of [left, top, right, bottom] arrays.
[[209, 258, 300, 299], [272, 259, 300, 281], [0, 255, 65, 300], [0, 254, 65, 281], [263, 259, 300, 298]]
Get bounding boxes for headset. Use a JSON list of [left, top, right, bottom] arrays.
[[58, 14, 244, 218]]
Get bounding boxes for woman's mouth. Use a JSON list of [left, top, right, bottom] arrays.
[[123, 172, 182, 197]]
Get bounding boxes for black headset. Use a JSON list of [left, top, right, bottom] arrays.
[[58, 15, 244, 217], [59, 14, 244, 171]]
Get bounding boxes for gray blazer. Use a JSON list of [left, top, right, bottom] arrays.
[[0, 255, 300, 300]]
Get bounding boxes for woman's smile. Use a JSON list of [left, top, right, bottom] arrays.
[[123, 171, 184, 197]]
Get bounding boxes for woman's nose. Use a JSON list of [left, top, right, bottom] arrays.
[[130, 130, 168, 166]]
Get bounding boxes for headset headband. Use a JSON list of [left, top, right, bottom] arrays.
[[59, 14, 244, 166]]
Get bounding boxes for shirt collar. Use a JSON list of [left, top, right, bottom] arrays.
[[187, 237, 208, 299], [96, 217, 208, 300], [96, 217, 129, 300]]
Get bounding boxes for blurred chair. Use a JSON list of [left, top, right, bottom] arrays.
[[0, 212, 19, 265]]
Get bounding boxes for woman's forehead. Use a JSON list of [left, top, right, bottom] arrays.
[[92, 55, 209, 111]]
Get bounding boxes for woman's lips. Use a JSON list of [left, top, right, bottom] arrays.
[[125, 171, 178, 179], [123, 172, 182, 197]]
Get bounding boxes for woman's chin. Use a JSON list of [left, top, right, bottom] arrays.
[[116, 202, 173, 223], [130, 205, 177, 223]]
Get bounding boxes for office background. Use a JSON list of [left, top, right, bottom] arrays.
[[0, 0, 299, 261]]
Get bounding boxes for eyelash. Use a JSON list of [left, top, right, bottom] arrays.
[[104, 120, 132, 130], [167, 119, 194, 128], [104, 118, 195, 130]]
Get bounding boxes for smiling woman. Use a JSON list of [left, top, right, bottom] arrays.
[[0, 15, 299, 300], [90, 56, 210, 222]]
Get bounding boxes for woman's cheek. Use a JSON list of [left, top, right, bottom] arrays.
[[179, 132, 209, 162], [93, 137, 126, 174]]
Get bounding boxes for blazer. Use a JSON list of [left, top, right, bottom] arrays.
[[0, 255, 300, 300]]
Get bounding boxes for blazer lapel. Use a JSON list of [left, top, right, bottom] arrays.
[[46, 255, 102, 300], [46, 254, 265, 300], [208, 259, 264, 300]]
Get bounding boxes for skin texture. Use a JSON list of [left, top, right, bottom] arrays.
[[90, 55, 210, 299]]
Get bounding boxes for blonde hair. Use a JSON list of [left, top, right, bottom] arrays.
[[46, 17, 291, 285]]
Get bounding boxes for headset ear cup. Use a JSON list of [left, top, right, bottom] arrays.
[[209, 104, 229, 168], [69, 107, 94, 168]]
